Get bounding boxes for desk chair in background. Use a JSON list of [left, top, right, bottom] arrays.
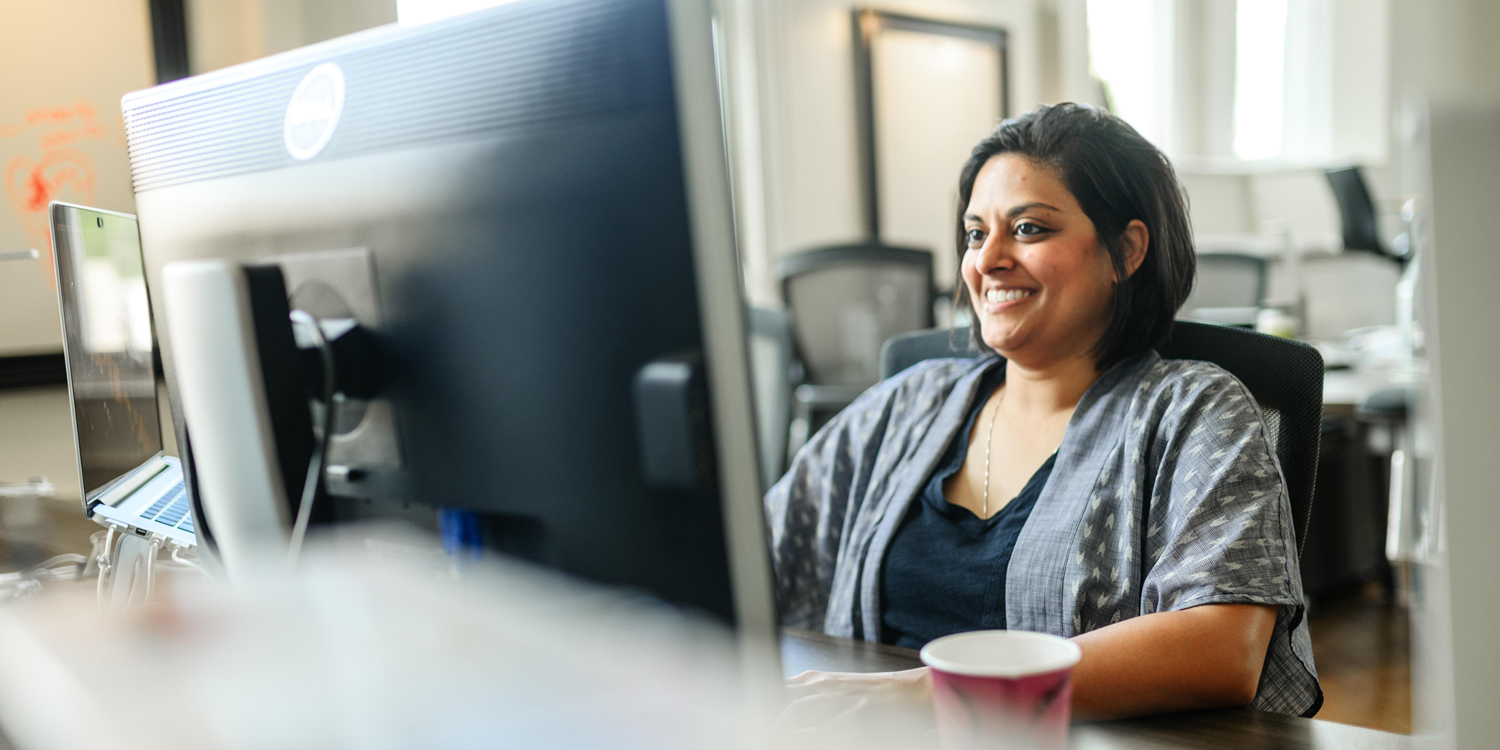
[[778, 243, 934, 459], [746, 306, 794, 490], [880, 321, 1323, 552], [1180, 253, 1268, 328]]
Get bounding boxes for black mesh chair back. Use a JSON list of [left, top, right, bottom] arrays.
[[879, 322, 1322, 552], [880, 326, 983, 380], [779, 244, 934, 389], [1157, 322, 1322, 552]]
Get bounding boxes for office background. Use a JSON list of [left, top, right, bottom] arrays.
[[1, 0, 1498, 745]]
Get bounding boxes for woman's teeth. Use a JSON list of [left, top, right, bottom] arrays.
[[986, 288, 1034, 303]]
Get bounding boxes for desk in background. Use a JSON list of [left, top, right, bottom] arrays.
[[1306, 364, 1417, 599], [781, 628, 1413, 750]]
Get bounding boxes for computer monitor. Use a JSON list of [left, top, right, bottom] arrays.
[[121, 0, 775, 642]]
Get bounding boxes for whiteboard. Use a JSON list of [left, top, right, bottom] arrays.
[[0, 0, 154, 355]]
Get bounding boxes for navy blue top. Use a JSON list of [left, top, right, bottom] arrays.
[[879, 366, 1057, 650]]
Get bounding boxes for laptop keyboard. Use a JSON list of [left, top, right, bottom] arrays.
[[138, 481, 194, 534]]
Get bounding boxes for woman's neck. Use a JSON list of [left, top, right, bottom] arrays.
[[1000, 349, 1101, 419]]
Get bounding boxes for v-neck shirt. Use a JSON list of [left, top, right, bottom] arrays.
[[879, 366, 1057, 650]]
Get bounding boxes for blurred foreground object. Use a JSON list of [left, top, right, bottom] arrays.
[[0, 525, 942, 750], [1397, 96, 1500, 749], [0, 526, 749, 750]]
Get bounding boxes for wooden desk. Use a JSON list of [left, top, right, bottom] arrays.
[[781, 629, 1413, 750]]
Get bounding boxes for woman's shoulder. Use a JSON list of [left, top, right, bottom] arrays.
[[1139, 355, 1254, 405], [1127, 355, 1272, 451]]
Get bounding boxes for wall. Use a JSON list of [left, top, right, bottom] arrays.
[[186, 0, 396, 74], [0, 0, 156, 355]]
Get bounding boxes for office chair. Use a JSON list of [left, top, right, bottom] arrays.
[[879, 321, 1322, 552], [1324, 166, 1404, 262], [746, 306, 795, 488], [779, 243, 934, 458], [1180, 253, 1267, 327]]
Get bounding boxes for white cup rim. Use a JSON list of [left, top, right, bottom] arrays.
[[920, 630, 1082, 678]]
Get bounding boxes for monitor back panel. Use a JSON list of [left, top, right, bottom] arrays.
[[124, 0, 740, 621]]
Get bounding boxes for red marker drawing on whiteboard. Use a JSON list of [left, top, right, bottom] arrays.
[[1, 99, 105, 286]]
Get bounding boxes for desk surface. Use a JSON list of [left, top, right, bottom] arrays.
[[780, 629, 1413, 750]]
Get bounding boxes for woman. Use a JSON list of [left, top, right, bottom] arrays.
[[765, 104, 1320, 720]]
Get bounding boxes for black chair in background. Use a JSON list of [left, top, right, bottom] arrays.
[[1324, 165, 1407, 263], [879, 321, 1323, 552], [779, 243, 934, 458]]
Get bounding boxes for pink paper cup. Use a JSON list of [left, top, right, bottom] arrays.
[[920, 630, 1082, 750]]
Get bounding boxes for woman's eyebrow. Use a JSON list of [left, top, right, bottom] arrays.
[[964, 203, 1062, 224], [1005, 202, 1061, 219]]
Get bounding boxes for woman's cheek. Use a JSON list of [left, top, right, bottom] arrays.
[[960, 250, 980, 287]]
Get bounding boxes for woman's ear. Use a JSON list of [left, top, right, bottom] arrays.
[[1119, 219, 1149, 280]]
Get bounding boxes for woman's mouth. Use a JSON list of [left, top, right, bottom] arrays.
[[985, 288, 1036, 304]]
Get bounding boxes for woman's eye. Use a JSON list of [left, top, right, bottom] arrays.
[[965, 229, 985, 246], [1015, 221, 1045, 238]]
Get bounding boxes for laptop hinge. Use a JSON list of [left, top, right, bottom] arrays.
[[93, 456, 171, 509]]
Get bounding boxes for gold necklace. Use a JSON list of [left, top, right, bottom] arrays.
[[981, 385, 1005, 518]]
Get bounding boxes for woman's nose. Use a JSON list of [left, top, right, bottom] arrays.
[[972, 236, 1015, 275]]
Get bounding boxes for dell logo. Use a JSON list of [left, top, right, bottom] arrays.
[[284, 63, 345, 160]]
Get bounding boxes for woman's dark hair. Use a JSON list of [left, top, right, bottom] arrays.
[[955, 103, 1195, 370]]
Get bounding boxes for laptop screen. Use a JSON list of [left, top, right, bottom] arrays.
[[49, 204, 163, 502]]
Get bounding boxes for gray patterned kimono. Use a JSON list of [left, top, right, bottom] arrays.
[[764, 350, 1321, 716]]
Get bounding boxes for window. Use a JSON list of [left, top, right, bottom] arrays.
[[1086, 0, 1175, 151], [1232, 0, 1287, 160], [1087, 0, 1389, 167]]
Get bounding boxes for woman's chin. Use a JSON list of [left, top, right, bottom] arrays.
[[978, 328, 1024, 356]]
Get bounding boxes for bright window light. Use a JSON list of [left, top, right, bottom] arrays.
[[1086, 0, 1160, 142], [397, 0, 520, 26], [1232, 0, 1288, 160]]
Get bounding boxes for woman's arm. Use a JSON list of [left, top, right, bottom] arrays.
[[779, 602, 1277, 730], [1069, 602, 1277, 719]]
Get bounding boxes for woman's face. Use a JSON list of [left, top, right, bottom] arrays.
[[961, 154, 1129, 368]]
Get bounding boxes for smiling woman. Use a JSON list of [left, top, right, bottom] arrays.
[[765, 103, 1321, 724]]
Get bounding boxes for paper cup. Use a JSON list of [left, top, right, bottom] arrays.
[[920, 630, 1082, 750]]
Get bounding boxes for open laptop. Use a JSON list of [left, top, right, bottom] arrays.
[[49, 202, 194, 549]]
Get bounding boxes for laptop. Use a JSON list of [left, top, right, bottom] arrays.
[[49, 202, 194, 549]]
